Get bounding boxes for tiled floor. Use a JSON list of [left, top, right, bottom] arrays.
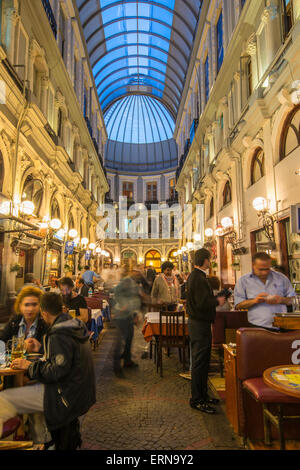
[[80, 322, 243, 451]]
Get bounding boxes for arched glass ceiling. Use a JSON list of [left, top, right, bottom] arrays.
[[105, 95, 174, 144], [76, 0, 202, 118]]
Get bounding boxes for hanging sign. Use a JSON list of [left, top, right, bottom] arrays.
[[85, 250, 92, 260], [64, 241, 74, 255], [182, 253, 188, 262]]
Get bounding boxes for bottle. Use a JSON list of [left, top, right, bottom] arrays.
[[88, 287, 93, 297]]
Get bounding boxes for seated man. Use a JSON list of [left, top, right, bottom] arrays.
[[77, 278, 89, 298], [0, 292, 96, 449], [59, 277, 88, 324]]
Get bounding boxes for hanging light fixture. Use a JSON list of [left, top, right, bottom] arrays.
[[221, 217, 233, 229], [89, 243, 96, 250], [205, 228, 214, 238], [19, 200, 35, 216], [49, 218, 62, 230], [68, 229, 78, 239], [215, 224, 224, 237]]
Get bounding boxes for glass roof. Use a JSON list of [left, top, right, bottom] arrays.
[[76, 0, 201, 119], [105, 95, 174, 143]]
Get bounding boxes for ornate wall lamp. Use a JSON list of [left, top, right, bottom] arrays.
[[252, 197, 275, 242]]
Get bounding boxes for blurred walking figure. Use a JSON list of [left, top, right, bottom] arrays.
[[112, 266, 142, 377]]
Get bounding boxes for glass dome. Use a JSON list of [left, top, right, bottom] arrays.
[[105, 95, 174, 144]]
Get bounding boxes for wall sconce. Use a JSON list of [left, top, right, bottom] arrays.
[[252, 197, 275, 242], [214, 217, 238, 248], [205, 228, 214, 239]]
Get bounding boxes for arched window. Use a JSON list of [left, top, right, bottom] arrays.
[[222, 181, 232, 207], [22, 176, 43, 217], [145, 249, 161, 273], [0, 151, 4, 192], [280, 104, 300, 161], [50, 197, 60, 220], [250, 148, 265, 185]]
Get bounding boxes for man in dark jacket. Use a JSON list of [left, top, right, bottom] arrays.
[[0, 292, 96, 449], [187, 248, 225, 414]]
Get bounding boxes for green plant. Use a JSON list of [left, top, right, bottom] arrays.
[[10, 263, 21, 273], [211, 261, 218, 269]]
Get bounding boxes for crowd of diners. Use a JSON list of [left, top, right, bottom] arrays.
[[0, 249, 296, 448]]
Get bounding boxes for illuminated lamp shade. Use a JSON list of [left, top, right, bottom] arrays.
[[173, 252, 178, 257], [161, 258, 166, 262], [50, 218, 62, 230], [115, 257, 120, 263], [104, 251, 109, 257], [181, 246, 187, 252], [89, 243, 96, 250], [0, 201, 11, 215], [139, 257, 144, 263], [221, 217, 233, 229], [68, 229, 78, 239], [186, 242, 194, 250], [194, 233, 201, 242], [96, 247, 102, 254], [19, 200, 35, 216], [205, 228, 214, 238], [215, 225, 224, 237], [81, 237, 89, 246], [39, 222, 48, 229], [56, 228, 65, 238], [178, 249, 182, 255], [252, 197, 267, 212]]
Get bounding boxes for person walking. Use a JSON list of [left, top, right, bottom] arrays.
[[112, 266, 142, 377], [186, 248, 226, 414]]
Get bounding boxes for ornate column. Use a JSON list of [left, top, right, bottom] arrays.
[[261, 2, 280, 66], [40, 75, 49, 117], [246, 34, 258, 90], [233, 71, 241, 119]]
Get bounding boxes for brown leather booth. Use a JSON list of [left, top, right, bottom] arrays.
[[212, 310, 250, 376], [236, 328, 300, 444]]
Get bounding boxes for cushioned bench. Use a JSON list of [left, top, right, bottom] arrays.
[[237, 328, 300, 449]]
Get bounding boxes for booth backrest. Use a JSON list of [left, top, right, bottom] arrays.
[[236, 328, 300, 381], [212, 310, 250, 345]]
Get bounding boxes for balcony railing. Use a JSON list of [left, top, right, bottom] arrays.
[[41, 0, 57, 39]]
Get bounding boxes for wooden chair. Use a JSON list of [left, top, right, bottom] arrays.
[[157, 310, 187, 377]]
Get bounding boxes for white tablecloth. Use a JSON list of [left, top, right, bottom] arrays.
[[145, 312, 187, 324]]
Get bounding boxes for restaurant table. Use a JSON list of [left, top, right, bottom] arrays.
[[263, 365, 300, 399], [90, 309, 104, 340], [0, 366, 25, 388], [142, 311, 189, 343], [273, 314, 300, 330]]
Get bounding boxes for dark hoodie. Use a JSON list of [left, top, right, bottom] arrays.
[[27, 313, 96, 431]]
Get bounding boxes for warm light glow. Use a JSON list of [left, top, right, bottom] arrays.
[[221, 217, 233, 229], [193, 233, 201, 242], [56, 228, 65, 238], [178, 249, 182, 255], [104, 251, 109, 257], [115, 257, 120, 263], [89, 243, 96, 250], [205, 228, 214, 238], [252, 197, 267, 212], [39, 222, 48, 229], [181, 246, 187, 252], [81, 237, 89, 246], [19, 200, 35, 216], [162, 257, 166, 262], [139, 257, 144, 263], [173, 251, 178, 257], [186, 242, 194, 250], [0, 201, 12, 215], [68, 229, 78, 239], [150, 261, 153, 266], [295, 169, 300, 176], [96, 247, 102, 254], [50, 218, 62, 230], [215, 225, 224, 237]]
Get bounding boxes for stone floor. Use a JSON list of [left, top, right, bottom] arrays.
[[80, 322, 243, 451]]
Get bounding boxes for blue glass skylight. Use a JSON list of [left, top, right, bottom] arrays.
[[105, 95, 174, 144], [77, 0, 201, 119]]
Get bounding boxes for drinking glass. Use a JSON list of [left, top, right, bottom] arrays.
[[10, 336, 25, 361]]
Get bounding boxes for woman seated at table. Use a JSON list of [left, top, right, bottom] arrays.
[[0, 287, 48, 349]]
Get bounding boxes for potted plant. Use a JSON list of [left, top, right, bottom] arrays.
[[10, 263, 21, 273]]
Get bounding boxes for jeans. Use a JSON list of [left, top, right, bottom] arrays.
[[188, 319, 212, 403], [113, 316, 134, 371]]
